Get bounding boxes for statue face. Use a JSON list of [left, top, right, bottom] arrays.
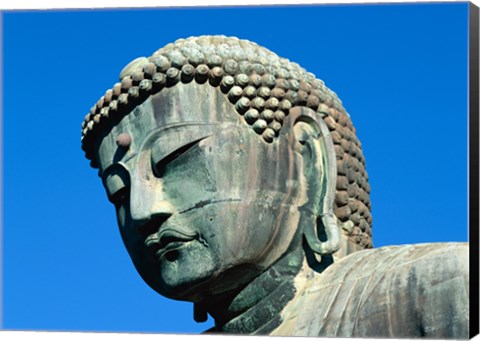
[[95, 83, 306, 301]]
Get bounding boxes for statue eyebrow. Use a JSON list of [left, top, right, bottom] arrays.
[[149, 124, 215, 169]]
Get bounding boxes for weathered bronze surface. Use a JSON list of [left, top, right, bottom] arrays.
[[81, 36, 469, 338]]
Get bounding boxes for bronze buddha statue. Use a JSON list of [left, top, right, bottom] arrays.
[[81, 35, 469, 338]]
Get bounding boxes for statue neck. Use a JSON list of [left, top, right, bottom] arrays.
[[202, 245, 306, 334]]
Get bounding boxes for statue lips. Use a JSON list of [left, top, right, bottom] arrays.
[[145, 228, 197, 261]]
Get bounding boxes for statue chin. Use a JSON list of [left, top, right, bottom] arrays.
[[141, 240, 218, 300], [121, 209, 221, 300]]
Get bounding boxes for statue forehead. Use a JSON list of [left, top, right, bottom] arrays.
[[96, 83, 258, 172]]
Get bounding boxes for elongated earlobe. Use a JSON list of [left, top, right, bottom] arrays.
[[194, 302, 208, 322], [304, 212, 340, 256], [290, 107, 340, 258]]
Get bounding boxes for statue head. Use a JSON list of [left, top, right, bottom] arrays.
[[81, 36, 372, 303]]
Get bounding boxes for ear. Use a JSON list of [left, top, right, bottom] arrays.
[[288, 107, 340, 256]]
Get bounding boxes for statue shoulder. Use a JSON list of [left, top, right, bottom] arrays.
[[272, 242, 469, 338]]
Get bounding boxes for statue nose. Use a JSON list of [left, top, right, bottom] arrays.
[[131, 200, 175, 221], [129, 173, 175, 224]]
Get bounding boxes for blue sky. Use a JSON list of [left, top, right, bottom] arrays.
[[1, 3, 470, 334]]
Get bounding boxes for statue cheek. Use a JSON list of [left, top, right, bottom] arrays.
[[161, 148, 217, 211], [213, 203, 278, 265]]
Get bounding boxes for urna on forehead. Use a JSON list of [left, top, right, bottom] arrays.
[[80, 35, 373, 251]]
